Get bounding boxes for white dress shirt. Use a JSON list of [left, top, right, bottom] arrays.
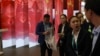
[[72, 29, 80, 55], [61, 24, 65, 33], [92, 25, 100, 52], [72, 29, 80, 43]]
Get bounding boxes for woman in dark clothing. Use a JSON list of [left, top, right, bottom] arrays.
[[57, 14, 70, 56], [65, 16, 92, 56]]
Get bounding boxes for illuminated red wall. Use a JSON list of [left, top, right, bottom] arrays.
[[1, 0, 14, 40], [0, 0, 81, 48], [55, 0, 63, 42], [28, 0, 38, 42]]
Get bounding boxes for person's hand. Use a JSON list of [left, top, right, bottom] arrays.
[[43, 31, 50, 35], [58, 33, 64, 38]]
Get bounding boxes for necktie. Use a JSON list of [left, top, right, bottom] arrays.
[[72, 37, 78, 55], [72, 38, 77, 50]]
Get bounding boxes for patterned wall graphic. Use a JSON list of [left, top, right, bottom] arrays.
[[55, 0, 63, 42], [67, 0, 74, 19], [0, 0, 80, 48], [1, 0, 15, 48], [28, 0, 37, 42], [1, 0, 13, 40]]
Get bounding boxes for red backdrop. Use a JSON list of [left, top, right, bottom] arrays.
[[55, 0, 63, 42], [0, 0, 81, 48], [1, 0, 14, 40], [67, 0, 74, 19]]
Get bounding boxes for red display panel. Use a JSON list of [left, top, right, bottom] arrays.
[[67, 0, 74, 19], [28, 0, 38, 42], [55, 0, 63, 42], [23, 0, 29, 38], [1, 0, 14, 40], [78, 0, 81, 11], [15, 0, 24, 39], [28, 0, 53, 42]]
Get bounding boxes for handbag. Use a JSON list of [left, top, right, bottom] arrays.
[[45, 27, 57, 50]]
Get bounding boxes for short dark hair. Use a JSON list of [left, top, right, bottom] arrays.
[[76, 12, 83, 17], [68, 16, 81, 23], [44, 14, 50, 18], [85, 0, 100, 16], [60, 14, 67, 18]]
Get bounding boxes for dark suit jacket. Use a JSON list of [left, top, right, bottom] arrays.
[[65, 29, 92, 56], [57, 22, 70, 47], [91, 33, 100, 56], [81, 20, 94, 32], [36, 21, 52, 45]]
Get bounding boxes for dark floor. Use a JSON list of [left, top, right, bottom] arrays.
[[1, 45, 59, 56]]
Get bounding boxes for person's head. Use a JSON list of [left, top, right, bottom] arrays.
[[43, 14, 50, 23], [76, 12, 83, 19], [69, 16, 81, 31], [60, 14, 67, 24], [76, 12, 84, 24], [85, 0, 100, 27]]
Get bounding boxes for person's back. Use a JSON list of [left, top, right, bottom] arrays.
[[85, 0, 100, 56], [81, 20, 94, 32]]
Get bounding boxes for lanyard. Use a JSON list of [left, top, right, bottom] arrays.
[[72, 36, 78, 51]]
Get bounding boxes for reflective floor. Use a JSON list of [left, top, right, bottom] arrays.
[[1, 45, 59, 56]]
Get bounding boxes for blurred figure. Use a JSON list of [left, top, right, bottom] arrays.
[[76, 12, 94, 33], [85, 0, 100, 56], [0, 30, 3, 55], [65, 16, 91, 56], [0, 29, 8, 55], [76, 12, 84, 24], [57, 14, 70, 56], [36, 14, 52, 56]]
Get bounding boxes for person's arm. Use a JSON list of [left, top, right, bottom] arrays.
[[82, 32, 92, 56], [58, 24, 61, 37], [36, 23, 49, 36], [58, 24, 64, 38], [58, 24, 61, 33], [36, 23, 44, 36]]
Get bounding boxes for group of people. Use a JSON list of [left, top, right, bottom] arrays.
[[36, 0, 100, 56]]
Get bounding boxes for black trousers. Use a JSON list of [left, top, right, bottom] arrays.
[[59, 46, 66, 56], [40, 42, 52, 56]]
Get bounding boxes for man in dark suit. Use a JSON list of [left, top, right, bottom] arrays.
[[36, 14, 52, 56], [85, 0, 100, 56]]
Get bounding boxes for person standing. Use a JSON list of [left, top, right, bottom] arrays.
[[57, 14, 70, 56], [76, 12, 84, 24], [76, 12, 94, 33], [0, 29, 8, 55], [85, 0, 100, 56], [36, 14, 52, 56], [65, 16, 91, 56], [0, 30, 3, 55]]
